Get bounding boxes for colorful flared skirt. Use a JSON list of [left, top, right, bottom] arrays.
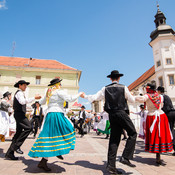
[[28, 112, 76, 158], [97, 120, 110, 134], [145, 113, 173, 153]]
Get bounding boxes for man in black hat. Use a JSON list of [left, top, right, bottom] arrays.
[[5, 80, 41, 160], [157, 86, 175, 155], [81, 70, 137, 174], [76, 105, 87, 137]]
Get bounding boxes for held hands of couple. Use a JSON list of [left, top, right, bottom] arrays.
[[35, 94, 42, 99], [79, 92, 85, 98]]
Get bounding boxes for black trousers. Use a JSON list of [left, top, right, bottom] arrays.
[[30, 116, 40, 137], [76, 118, 84, 136], [107, 111, 137, 168], [6, 112, 31, 155], [166, 110, 175, 151]]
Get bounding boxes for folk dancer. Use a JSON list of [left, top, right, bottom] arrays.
[[5, 80, 41, 160], [30, 101, 44, 138], [0, 91, 12, 141], [28, 78, 83, 171], [157, 86, 175, 156], [135, 83, 173, 165], [81, 70, 137, 174], [131, 104, 148, 139]]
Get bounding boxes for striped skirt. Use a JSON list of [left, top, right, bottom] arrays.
[[28, 112, 76, 158], [145, 113, 173, 153]]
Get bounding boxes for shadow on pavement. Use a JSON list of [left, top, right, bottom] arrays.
[[134, 155, 157, 166], [21, 157, 66, 173], [134, 140, 145, 154], [0, 148, 5, 158], [61, 160, 132, 175]]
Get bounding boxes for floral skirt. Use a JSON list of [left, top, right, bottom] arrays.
[[145, 113, 173, 153], [28, 112, 76, 158]]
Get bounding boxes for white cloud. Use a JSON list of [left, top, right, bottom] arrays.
[[0, 0, 7, 10]]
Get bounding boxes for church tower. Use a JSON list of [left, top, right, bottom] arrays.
[[149, 4, 175, 102]]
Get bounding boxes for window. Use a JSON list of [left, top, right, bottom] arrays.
[[158, 77, 163, 86], [36, 76, 41, 85], [166, 58, 172, 65], [157, 60, 161, 67], [169, 75, 174, 85]]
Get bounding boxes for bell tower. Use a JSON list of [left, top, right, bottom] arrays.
[[149, 4, 175, 103]]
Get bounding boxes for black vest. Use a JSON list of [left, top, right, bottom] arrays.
[[13, 90, 26, 113], [162, 94, 175, 114], [104, 83, 129, 114], [79, 111, 86, 120]]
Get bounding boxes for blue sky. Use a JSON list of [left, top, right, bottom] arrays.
[[1, 0, 175, 109]]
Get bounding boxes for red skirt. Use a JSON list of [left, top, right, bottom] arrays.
[[145, 113, 173, 153]]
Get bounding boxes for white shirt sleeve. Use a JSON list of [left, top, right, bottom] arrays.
[[15, 91, 35, 105], [135, 94, 148, 103], [125, 86, 135, 103], [58, 90, 80, 102], [39, 95, 46, 105], [84, 87, 105, 103]]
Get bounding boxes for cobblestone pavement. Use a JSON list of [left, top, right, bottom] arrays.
[[0, 132, 175, 175]]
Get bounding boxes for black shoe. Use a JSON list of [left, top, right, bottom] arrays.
[[5, 154, 18, 160], [122, 137, 127, 140], [16, 148, 23, 154], [106, 165, 123, 174], [80, 135, 84, 138], [172, 152, 175, 156], [56, 155, 64, 160], [120, 157, 136, 167]]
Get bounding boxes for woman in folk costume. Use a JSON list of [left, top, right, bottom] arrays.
[[0, 91, 12, 142], [131, 104, 148, 139], [28, 78, 83, 171], [135, 83, 173, 165], [97, 111, 110, 139]]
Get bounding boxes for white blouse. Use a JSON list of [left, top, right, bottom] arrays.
[[39, 89, 81, 113]]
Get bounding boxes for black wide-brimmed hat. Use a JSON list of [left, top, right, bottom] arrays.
[[3, 91, 12, 98], [81, 105, 86, 109], [48, 78, 62, 86], [157, 86, 165, 93], [14, 80, 30, 88], [107, 70, 124, 78], [146, 83, 156, 90], [139, 104, 144, 109]]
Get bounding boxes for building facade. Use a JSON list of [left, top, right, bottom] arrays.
[[0, 56, 81, 108]]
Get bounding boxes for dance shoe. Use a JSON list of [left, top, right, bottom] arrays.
[[5, 153, 18, 160], [57, 155, 64, 160], [106, 165, 123, 174], [38, 158, 51, 171], [120, 157, 136, 167], [16, 148, 23, 154]]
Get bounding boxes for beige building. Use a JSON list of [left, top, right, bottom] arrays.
[[0, 56, 81, 108]]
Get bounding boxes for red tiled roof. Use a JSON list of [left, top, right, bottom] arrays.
[[72, 102, 82, 107], [128, 66, 155, 91], [0, 56, 76, 70]]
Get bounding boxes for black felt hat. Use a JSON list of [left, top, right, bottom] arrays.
[[146, 83, 156, 90], [48, 78, 62, 86], [139, 104, 145, 109], [157, 86, 165, 93], [3, 91, 12, 98], [14, 80, 30, 88], [107, 70, 124, 78], [81, 105, 86, 109]]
